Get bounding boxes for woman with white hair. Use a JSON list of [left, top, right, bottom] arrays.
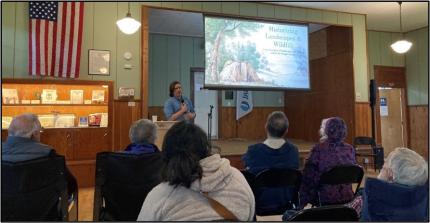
[[360, 147, 428, 221], [123, 119, 159, 154], [377, 147, 428, 186]]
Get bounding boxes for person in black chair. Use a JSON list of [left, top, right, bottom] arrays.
[[242, 111, 299, 215], [299, 117, 357, 209], [138, 122, 255, 221], [2, 113, 77, 199], [350, 147, 428, 221], [123, 118, 160, 154]]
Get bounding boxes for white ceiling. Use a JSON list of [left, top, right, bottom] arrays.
[[271, 2, 428, 32], [148, 2, 428, 36]]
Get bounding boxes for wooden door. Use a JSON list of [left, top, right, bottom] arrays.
[[374, 66, 409, 149], [379, 88, 405, 155]]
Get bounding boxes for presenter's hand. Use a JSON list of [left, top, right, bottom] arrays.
[[180, 103, 188, 114], [185, 112, 196, 121]]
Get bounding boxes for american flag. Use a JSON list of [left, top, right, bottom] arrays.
[[29, 2, 84, 78]]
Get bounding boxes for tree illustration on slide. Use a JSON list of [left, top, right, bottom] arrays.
[[205, 19, 260, 82]]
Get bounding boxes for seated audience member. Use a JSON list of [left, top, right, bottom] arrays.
[[242, 111, 299, 213], [123, 119, 159, 154], [2, 113, 77, 197], [298, 117, 357, 208], [137, 122, 255, 221], [242, 111, 299, 175], [360, 147, 428, 221]]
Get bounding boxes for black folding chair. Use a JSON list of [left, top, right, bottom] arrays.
[[286, 205, 358, 221], [354, 136, 384, 172], [93, 152, 163, 221], [251, 168, 302, 216], [1, 156, 69, 221], [317, 164, 364, 206]]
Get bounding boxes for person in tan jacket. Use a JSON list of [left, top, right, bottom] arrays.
[[137, 121, 255, 221]]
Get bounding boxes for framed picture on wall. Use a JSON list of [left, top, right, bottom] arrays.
[[89, 49, 110, 75]]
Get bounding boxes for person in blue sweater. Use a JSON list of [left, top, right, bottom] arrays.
[[242, 111, 299, 214], [243, 111, 299, 175], [123, 119, 160, 154]]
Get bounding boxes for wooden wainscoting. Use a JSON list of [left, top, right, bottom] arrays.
[[408, 105, 428, 159], [113, 100, 142, 151], [355, 102, 372, 137], [219, 107, 283, 140]]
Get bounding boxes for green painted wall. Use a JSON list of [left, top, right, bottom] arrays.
[[2, 2, 370, 102], [367, 28, 428, 105], [367, 31, 405, 78], [405, 27, 428, 105], [1, 2, 142, 99]]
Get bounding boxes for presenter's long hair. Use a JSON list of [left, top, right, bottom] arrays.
[[161, 121, 211, 188]]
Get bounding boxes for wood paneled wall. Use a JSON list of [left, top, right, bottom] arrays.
[[285, 26, 355, 143], [408, 105, 428, 159], [355, 102, 372, 137], [113, 100, 142, 151], [219, 107, 282, 140]]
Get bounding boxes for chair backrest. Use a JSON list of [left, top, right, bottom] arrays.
[[353, 136, 384, 171], [93, 152, 163, 221], [252, 168, 302, 216], [1, 156, 68, 221], [319, 164, 364, 190], [362, 177, 429, 221], [353, 136, 376, 147], [317, 164, 364, 206], [286, 205, 358, 221], [254, 168, 302, 188]]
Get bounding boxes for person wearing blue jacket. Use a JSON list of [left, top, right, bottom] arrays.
[[242, 111, 299, 214], [123, 119, 160, 154]]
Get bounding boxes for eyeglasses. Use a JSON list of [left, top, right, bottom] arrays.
[[174, 86, 182, 90]]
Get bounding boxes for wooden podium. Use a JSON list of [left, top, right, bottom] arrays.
[[154, 121, 177, 150]]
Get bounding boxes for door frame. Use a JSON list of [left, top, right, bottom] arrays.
[[373, 65, 409, 148], [190, 67, 222, 138]]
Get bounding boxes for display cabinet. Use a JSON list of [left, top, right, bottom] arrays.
[[2, 78, 114, 187]]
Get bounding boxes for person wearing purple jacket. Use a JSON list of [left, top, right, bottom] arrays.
[[298, 117, 356, 208], [123, 119, 160, 154]]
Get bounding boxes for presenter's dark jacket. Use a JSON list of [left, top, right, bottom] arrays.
[[2, 136, 78, 197], [242, 141, 300, 213]]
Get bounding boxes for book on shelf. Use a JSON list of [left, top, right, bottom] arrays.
[[92, 90, 105, 104], [70, 90, 84, 104], [88, 113, 102, 126], [2, 116, 13, 129], [41, 89, 58, 104], [55, 114, 75, 128], [78, 116, 89, 127], [2, 89, 19, 104]]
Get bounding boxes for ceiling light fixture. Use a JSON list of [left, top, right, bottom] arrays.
[[116, 2, 141, 35], [390, 2, 412, 54]]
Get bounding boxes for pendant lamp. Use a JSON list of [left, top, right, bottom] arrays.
[[116, 2, 141, 35], [390, 2, 412, 54]]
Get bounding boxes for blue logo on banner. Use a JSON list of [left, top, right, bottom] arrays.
[[241, 101, 250, 111]]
